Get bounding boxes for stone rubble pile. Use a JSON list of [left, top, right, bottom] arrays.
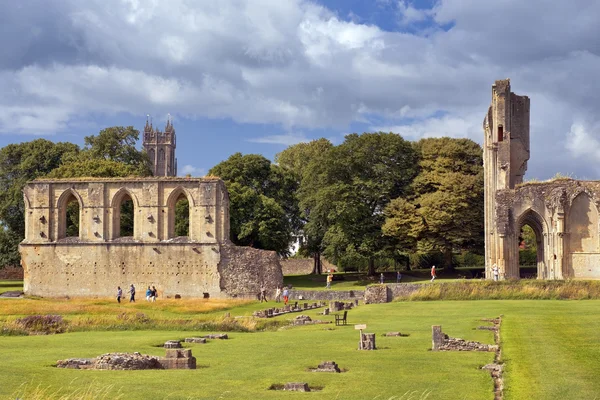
[[57, 352, 162, 370], [312, 361, 341, 373]]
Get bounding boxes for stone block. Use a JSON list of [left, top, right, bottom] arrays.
[[165, 348, 192, 359], [185, 337, 207, 344], [432, 325, 444, 351], [359, 333, 376, 350], [284, 382, 310, 392], [315, 361, 340, 372], [159, 356, 196, 369], [164, 340, 182, 348]]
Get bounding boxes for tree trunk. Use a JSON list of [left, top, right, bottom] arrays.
[[311, 252, 322, 275], [443, 247, 454, 271], [368, 257, 376, 276]]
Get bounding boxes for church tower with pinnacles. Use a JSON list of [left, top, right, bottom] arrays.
[[142, 115, 177, 177]]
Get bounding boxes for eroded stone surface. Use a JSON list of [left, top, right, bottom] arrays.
[[185, 337, 207, 344], [312, 361, 340, 373], [57, 353, 161, 370], [284, 382, 310, 392], [20, 178, 283, 299]]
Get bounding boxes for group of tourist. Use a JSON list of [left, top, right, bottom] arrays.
[[273, 286, 290, 305], [115, 284, 158, 303]]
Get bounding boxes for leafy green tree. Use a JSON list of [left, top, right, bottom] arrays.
[[83, 126, 151, 170], [46, 159, 145, 178], [174, 198, 190, 237], [303, 132, 418, 275], [209, 153, 299, 255], [0, 139, 79, 266], [276, 139, 333, 273], [383, 137, 484, 269]]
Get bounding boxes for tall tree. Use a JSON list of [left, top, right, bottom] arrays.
[[209, 153, 299, 255], [305, 132, 418, 275], [0, 139, 79, 266], [383, 137, 484, 269], [276, 139, 333, 273]]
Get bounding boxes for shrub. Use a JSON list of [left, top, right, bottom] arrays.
[[15, 315, 67, 334]]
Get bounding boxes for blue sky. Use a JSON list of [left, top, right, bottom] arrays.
[[2, 0, 600, 179]]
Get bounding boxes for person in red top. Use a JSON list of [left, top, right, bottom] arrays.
[[430, 265, 436, 282]]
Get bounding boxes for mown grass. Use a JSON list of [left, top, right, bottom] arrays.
[[2, 300, 600, 399], [283, 269, 483, 290]]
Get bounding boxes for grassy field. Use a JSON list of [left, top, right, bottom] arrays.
[[283, 269, 481, 290], [0, 280, 23, 294], [2, 295, 600, 399]]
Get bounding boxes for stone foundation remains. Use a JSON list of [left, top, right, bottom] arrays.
[[56, 348, 196, 370], [359, 333, 376, 350], [284, 383, 310, 392], [20, 178, 283, 298], [310, 361, 341, 373], [432, 318, 504, 399], [431, 325, 497, 352]]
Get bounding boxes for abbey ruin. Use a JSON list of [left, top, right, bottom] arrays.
[[485, 79, 600, 280], [19, 121, 282, 298]]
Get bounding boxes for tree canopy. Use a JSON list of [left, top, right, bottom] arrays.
[[383, 137, 484, 269], [209, 153, 299, 255], [299, 133, 418, 274]]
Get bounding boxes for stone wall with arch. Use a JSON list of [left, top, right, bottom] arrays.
[[484, 79, 600, 280], [20, 177, 283, 298], [492, 179, 600, 279]]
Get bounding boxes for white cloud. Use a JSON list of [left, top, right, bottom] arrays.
[[180, 165, 205, 177], [372, 112, 482, 141], [1, 0, 600, 178], [247, 133, 310, 146]]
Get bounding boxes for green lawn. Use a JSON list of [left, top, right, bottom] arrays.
[[0, 280, 22, 294], [1, 299, 600, 399], [284, 270, 482, 290]]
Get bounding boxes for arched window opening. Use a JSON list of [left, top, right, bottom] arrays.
[[65, 194, 80, 238], [119, 194, 134, 238], [518, 224, 539, 278], [174, 193, 189, 237]]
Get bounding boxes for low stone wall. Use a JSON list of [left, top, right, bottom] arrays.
[[288, 289, 364, 301], [364, 283, 422, 303], [0, 267, 24, 280]]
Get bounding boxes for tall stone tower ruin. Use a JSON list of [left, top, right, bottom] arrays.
[[143, 116, 177, 177], [483, 79, 530, 278]]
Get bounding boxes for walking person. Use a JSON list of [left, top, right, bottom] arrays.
[[260, 284, 267, 303], [146, 286, 152, 301], [492, 264, 499, 281], [275, 286, 281, 303], [117, 286, 122, 303], [430, 265, 436, 283], [326, 274, 332, 289], [397, 271, 402, 283], [282, 287, 289, 305], [151, 285, 157, 302], [129, 284, 136, 302], [380, 273, 385, 284]]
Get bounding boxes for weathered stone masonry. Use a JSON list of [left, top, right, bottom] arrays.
[[19, 177, 282, 298], [484, 79, 600, 279]]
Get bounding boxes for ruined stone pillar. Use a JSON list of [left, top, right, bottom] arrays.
[[432, 326, 444, 351]]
